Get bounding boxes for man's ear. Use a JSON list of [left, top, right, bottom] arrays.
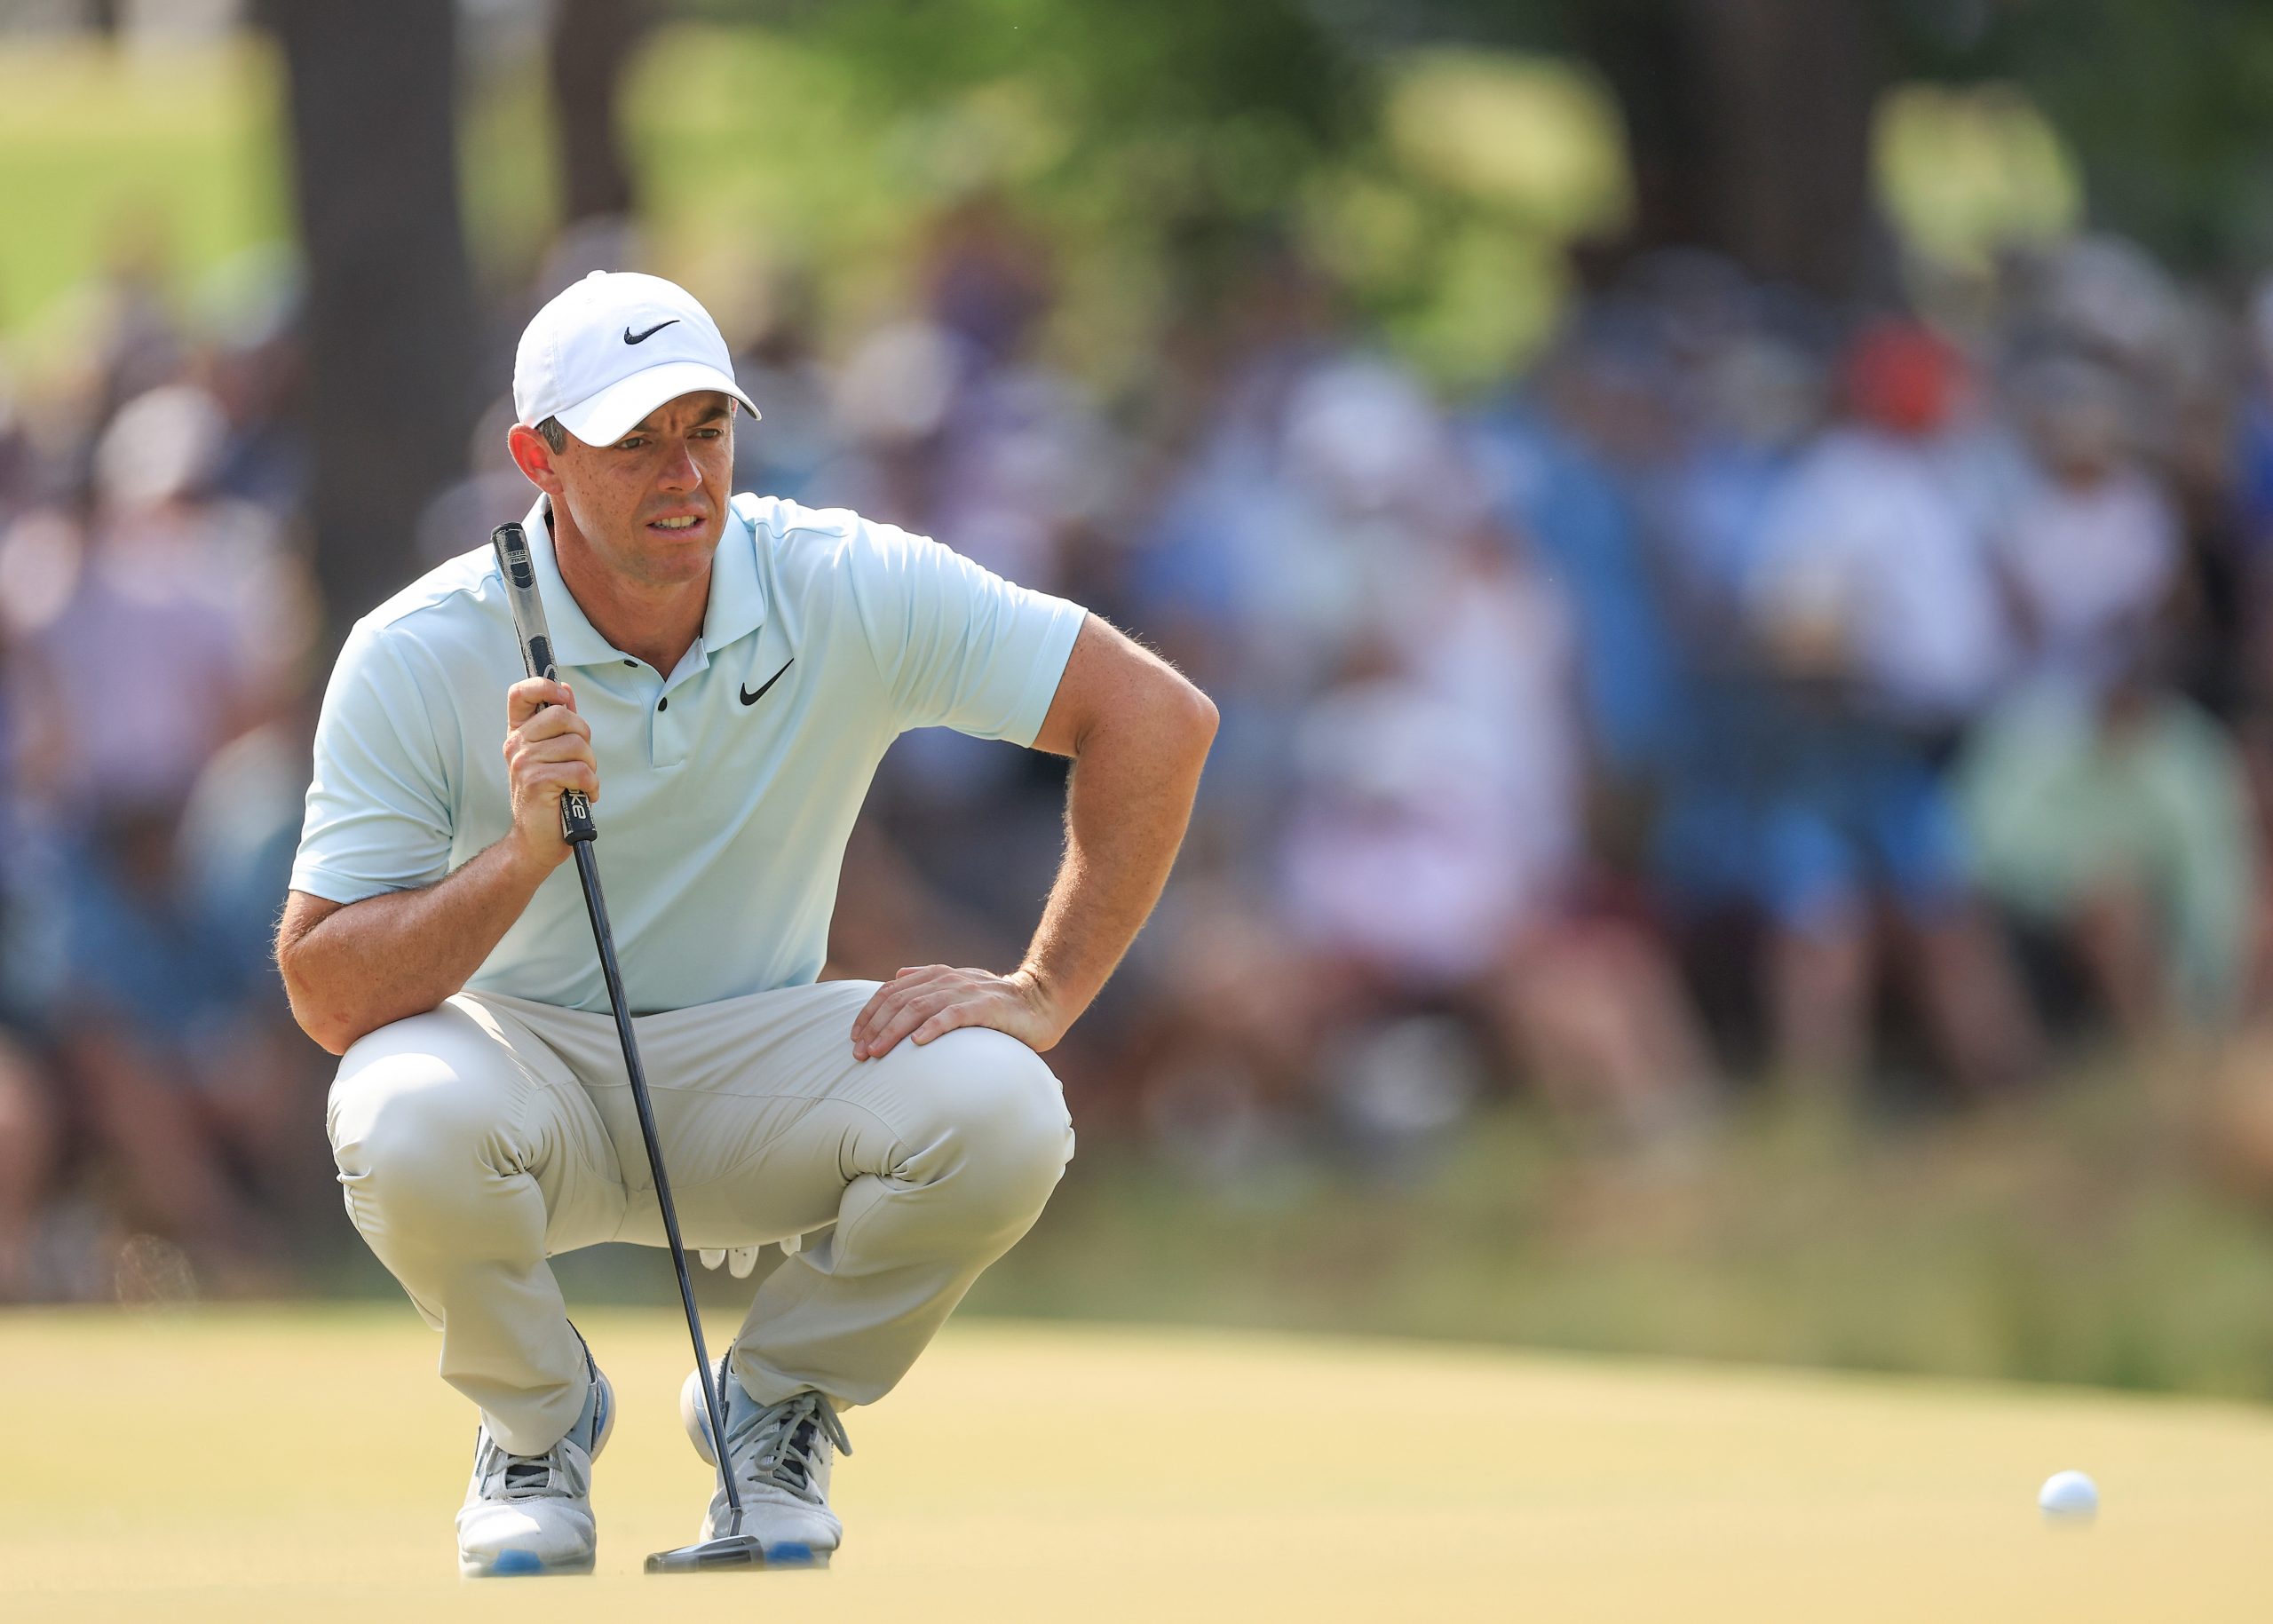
[[506, 423, 565, 495]]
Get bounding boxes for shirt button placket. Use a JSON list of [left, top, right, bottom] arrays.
[[652, 682, 685, 768]]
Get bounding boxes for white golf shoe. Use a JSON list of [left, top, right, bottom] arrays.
[[681, 1360, 852, 1565], [456, 1347, 615, 1578]]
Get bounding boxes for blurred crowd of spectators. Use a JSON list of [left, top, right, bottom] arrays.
[[0, 240, 319, 1299], [7, 203, 2273, 1295]]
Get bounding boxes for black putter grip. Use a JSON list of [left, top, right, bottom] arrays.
[[490, 522, 598, 844]]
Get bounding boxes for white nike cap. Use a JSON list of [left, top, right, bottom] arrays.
[[512, 270, 760, 448]]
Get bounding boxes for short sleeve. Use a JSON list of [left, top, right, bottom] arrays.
[[846, 519, 1087, 744], [289, 622, 455, 904]]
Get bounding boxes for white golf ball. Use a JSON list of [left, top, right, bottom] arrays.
[[2038, 1470, 2099, 1519]]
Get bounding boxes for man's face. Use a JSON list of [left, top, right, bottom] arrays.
[[509, 391, 736, 589]]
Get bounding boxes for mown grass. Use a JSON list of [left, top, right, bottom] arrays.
[[10, 1307, 2273, 1620]]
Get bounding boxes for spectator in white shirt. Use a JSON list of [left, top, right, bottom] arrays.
[[1994, 353, 2179, 695]]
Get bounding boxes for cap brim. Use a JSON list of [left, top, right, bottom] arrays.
[[550, 360, 761, 448]]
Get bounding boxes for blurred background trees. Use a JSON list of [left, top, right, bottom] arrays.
[[260, 0, 479, 638], [16, 0, 2270, 609]]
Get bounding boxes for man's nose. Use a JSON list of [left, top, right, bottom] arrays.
[[656, 440, 703, 491]]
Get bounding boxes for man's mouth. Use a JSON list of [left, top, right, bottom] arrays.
[[649, 514, 704, 532]]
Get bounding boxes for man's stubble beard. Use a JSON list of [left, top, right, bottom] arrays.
[[562, 495, 711, 594]]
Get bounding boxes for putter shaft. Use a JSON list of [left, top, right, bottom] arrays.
[[567, 839, 742, 1522], [491, 522, 741, 1526]]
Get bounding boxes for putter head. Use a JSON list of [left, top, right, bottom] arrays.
[[644, 1534, 828, 1574]]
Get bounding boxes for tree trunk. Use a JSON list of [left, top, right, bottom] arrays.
[[262, 0, 480, 642], [550, 0, 652, 227], [1573, 0, 1886, 298]]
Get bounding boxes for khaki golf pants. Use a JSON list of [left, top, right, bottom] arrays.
[[326, 979, 1074, 1455]]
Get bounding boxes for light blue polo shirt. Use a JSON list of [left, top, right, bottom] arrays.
[[289, 493, 1087, 1014]]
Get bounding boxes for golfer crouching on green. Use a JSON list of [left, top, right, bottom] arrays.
[[273, 271, 1216, 1577]]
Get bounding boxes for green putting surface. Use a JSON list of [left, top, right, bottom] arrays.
[[2, 1305, 2267, 1620]]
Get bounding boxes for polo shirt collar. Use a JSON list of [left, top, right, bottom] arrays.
[[700, 500, 768, 654], [523, 496, 620, 668], [519, 495, 769, 668]]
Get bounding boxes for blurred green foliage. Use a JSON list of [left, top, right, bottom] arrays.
[[0, 39, 282, 339], [17, 3, 2262, 384], [0, 12, 1599, 392], [4, 1, 2273, 359], [1874, 81, 2080, 272], [785, 0, 1365, 158], [963, 1069, 2273, 1403], [1893, 0, 2273, 272], [617, 12, 1629, 391]]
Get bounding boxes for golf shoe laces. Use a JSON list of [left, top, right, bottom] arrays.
[[472, 1428, 593, 1505], [725, 1390, 852, 1506]]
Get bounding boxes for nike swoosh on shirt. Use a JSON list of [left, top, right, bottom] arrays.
[[623, 320, 680, 345], [741, 660, 794, 707]]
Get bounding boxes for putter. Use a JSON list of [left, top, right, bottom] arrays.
[[492, 520, 774, 1574]]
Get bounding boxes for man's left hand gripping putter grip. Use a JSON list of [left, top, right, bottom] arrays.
[[492, 522, 598, 844]]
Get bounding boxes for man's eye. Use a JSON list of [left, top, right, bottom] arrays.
[[616, 437, 648, 450]]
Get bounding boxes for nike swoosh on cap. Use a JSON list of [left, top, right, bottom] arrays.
[[741, 660, 793, 706], [623, 320, 680, 345]]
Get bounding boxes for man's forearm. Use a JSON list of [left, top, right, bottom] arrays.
[[281, 840, 554, 1054], [1016, 688, 1216, 1037]]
